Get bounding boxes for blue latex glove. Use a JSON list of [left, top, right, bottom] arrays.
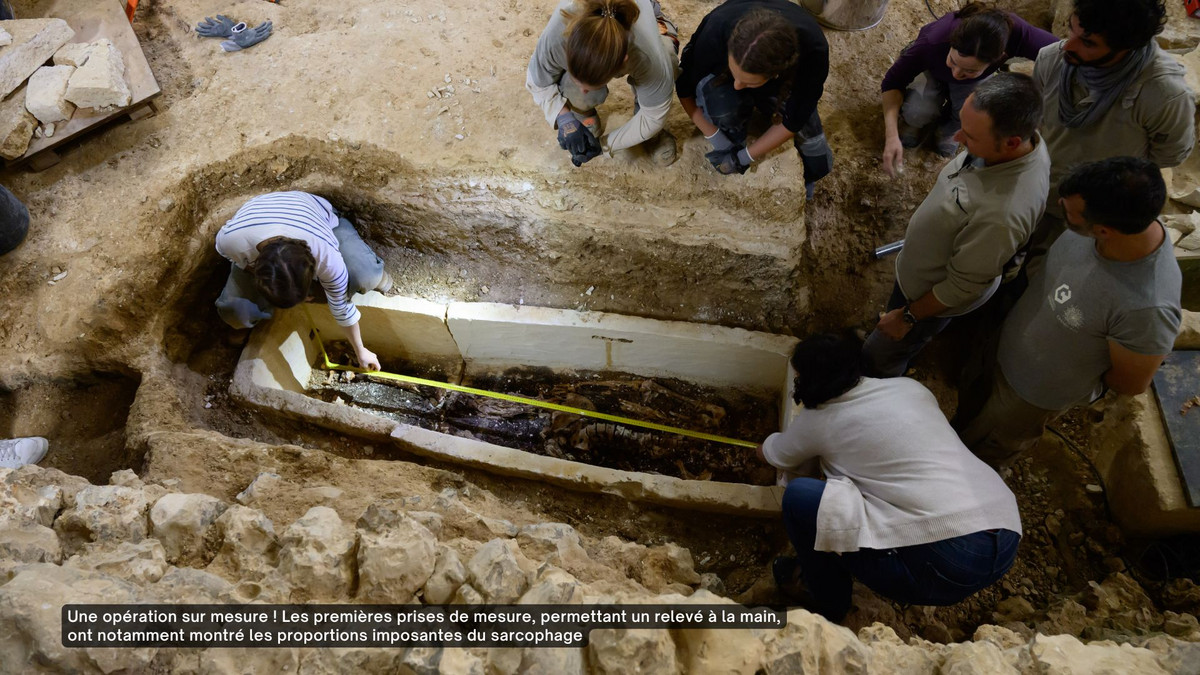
[[196, 14, 236, 38], [706, 145, 749, 175], [221, 20, 273, 52], [556, 111, 599, 159]]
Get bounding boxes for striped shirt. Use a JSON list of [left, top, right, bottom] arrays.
[[215, 192, 360, 327]]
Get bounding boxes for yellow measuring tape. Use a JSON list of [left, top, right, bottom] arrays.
[[304, 309, 757, 449]]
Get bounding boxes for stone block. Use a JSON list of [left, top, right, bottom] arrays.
[[65, 39, 131, 110], [0, 19, 75, 100], [25, 65, 75, 124], [211, 505, 278, 578], [64, 539, 168, 584], [356, 509, 438, 603], [1029, 634, 1168, 674], [423, 545, 468, 604], [53, 42, 93, 67], [53, 485, 150, 555], [0, 520, 61, 565], [466, 539, 531, 603], [589, 628, 677, 674], [278, 506, 356, 600], [149, 493, 228, 565], [0, 83, 35, 160], [0, 28, 10, 47]]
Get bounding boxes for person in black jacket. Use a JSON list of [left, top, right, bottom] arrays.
[[676, 0, 831, 197]]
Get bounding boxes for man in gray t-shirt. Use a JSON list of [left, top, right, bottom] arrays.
[[957, 157, 1181, 467]]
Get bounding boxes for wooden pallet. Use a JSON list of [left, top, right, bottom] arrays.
[[7, 0, 160, 171]]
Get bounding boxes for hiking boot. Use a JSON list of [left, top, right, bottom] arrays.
[[646, 130, 677, 166], [0, 436, 49, 469], [934, 121, 960, 157]]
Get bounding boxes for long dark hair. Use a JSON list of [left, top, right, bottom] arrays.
[[950, 2, 1013, 64], [790, 335, 863, 408], [562, 0, 640, 86]]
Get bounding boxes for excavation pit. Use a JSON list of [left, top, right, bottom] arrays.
[[232, 293, 798, 515]]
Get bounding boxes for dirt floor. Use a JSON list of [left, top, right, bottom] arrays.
[[1, 0, 1198, 645]]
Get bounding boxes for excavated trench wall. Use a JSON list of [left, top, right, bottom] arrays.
[[231, 295, 798, 515]]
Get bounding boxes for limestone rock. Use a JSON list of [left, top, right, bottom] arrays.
[[467, 538, 531, 603], [1139, 636, 1200, 675], [0, 19, 75, 99], [299, 646, 405, 673], [639, 542, 701, 593], [149, 492, 228, 565], [199, 647, 299, 675], [0, 27, 10, 47], [431, 489, 518, 539], [1177, 311, 1200, 350], [356, 507, 438, 603], [0, 472, 61, 527], [65, 39, 131, 110], [942, 640, 1017, 674], [487, 646, 585, 675], [0, 564, 141, 673], [0, 84, 36, 160], [589, 628, 677, 674], [236, 471, 285, 505], [53, 484, 149, 555], [518, 522, 592, 572], [25, 65, 75, 124], [0, 520, 61, 565], [3, 464, 87, 510], [518, 565, 583, 605], [858, 623, 942, 672], [424, 544, 469, 604], [53, 42, 94, 67], [671, 590, 764, 674], [399, 647, 485, 675], [452, 582, 484, 605], [109, 469, 143, 488], [973, 624, 1028, 650], [64, 539, 167, 584], [151, 567, 234, 603], [211, 504, 279, 578], [1028, 634, 1168, 674], [277, 506, 356, 600], [763, 609, 871, 674]]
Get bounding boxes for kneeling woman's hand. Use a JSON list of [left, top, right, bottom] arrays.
[[356, 347, 381, 372]]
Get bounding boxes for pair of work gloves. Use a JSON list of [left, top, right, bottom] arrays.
[[196, 15, 273, 52], [556, 111, 602, 167], [704, 129, 754, 175]]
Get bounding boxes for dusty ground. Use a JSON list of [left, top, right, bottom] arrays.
[[0, 0, 1197, 645]]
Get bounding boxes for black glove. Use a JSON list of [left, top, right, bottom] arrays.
[[706, 145, 749, 175], [570, 140, 603, 167], [556, 111, 600, 159]]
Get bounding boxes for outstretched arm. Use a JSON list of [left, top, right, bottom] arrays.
[[342, 321, 380, 371]]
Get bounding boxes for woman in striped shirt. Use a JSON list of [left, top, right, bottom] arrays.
[[215, 191, 392, 370]]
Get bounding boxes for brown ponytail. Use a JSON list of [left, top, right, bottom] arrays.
[[562, 0, 640, 86], [253, 239, 315, 309], [950, 2, 1013, 65], [728, 9, 799, 80]]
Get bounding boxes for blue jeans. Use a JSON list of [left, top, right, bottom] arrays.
[[781, 478, 1020, 623], [695, 74, 833, 184], [215, 217, 386, 329], [861, 281, 952, 378]]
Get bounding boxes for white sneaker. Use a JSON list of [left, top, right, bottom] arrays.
[[0, 436, 49, 469]]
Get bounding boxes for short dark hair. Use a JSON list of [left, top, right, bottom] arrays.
[[1058, 157, 1165, 235], [1073, 0, 1166, 52], [790, 335, 862, 408], [969, 72, 1042, 142], [253, 239, 315, 308]]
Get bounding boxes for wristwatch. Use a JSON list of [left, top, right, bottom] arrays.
[[901, 303, 918, 326]]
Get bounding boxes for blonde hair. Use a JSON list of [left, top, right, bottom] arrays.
[[562, 0, 640, 86]]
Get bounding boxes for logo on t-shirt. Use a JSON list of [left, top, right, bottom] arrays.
[[1054, 284, 1072, 304]]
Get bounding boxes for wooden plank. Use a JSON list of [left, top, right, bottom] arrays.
[[15, 0, 160, 161], [1152, 350, 1200, 507]]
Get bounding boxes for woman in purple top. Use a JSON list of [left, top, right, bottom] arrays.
[[880, 3, 1056, 176]]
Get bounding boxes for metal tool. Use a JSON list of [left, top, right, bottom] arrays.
[[873, 239, 905, 259]]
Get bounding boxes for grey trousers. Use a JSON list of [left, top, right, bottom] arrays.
[[901, 72, 976, 131], [215, 217, 387, 329], [956, 363, 1063, 469]]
